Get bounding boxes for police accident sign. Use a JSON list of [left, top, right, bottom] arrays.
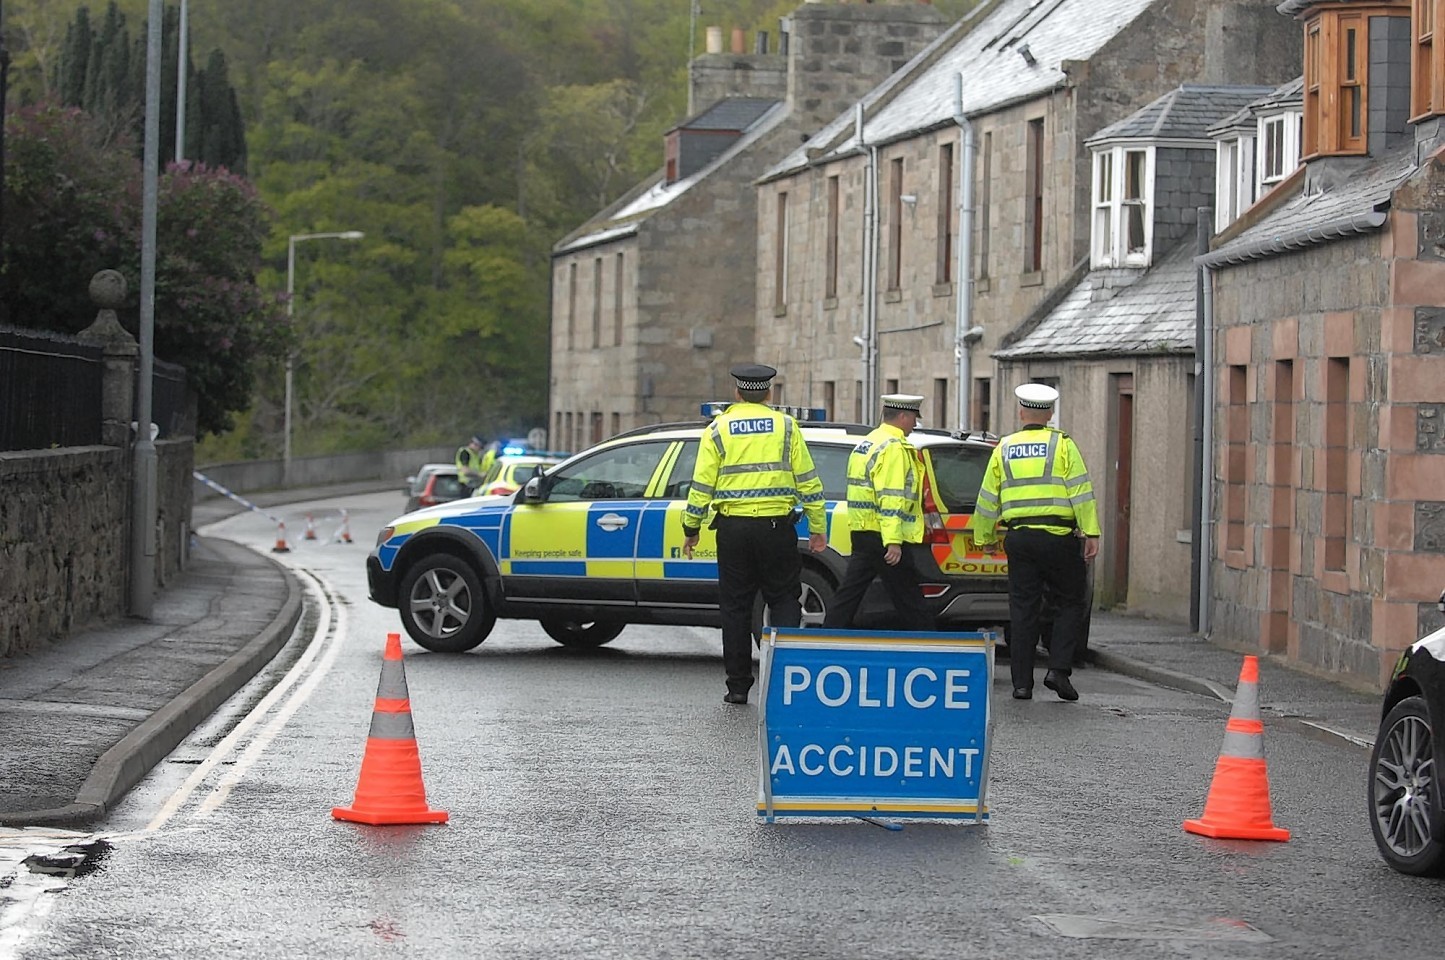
[[757, 628, 996, 823]]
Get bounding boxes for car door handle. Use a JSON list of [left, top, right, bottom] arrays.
[[595, 513, 630, 532]]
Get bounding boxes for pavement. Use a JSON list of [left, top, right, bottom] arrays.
[[0, 485, 1394, 826]]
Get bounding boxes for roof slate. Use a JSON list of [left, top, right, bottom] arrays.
[[995, 241, 1199, 359], [1204, 144, 1417, 265], [764, 0, 1160, 179], [1088, 84, 1278, 144], [1208, 77, 1304, 136], [675, 97, 780, 133]]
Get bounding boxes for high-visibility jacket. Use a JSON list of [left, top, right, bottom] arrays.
[[456, 445, 495, 482], [844, 423, 923, 545], [683, 403, 826, 535], [968, 424, 1101, 544]]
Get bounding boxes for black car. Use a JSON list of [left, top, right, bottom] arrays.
[[1368, 587, 1445, 876]]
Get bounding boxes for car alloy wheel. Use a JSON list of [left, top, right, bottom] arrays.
[[1369, 695, 1445, 876], [756, 568, 833, 639], [398, 553, 496, 653]]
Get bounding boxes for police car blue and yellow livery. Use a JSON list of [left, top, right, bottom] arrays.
[[368, 414, 1018, 654]]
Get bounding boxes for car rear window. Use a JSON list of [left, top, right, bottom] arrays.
[[433, 475, 465, 499], [923, 445, 991, 512], [808, 442, 853, 501]]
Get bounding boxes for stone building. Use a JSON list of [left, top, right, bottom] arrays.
[[547, 1, 948, 452], [993, 84, 1277, 619], [1197, 0, 1445, 688], [752, 0, 1299, 613]]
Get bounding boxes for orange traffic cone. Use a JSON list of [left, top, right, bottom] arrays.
[[332, 633, 449, 826], [303, 513, 318, 540], [1183, 656, 1289, 841], [271, 521, 291, 553], [337, 509, 354, 544]]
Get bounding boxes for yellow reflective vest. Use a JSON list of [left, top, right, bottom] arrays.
[[968, 425, 1101, 544], [683, 403, 827, 535], [845, 423, 923, 545], [455, 445, 495, 482]]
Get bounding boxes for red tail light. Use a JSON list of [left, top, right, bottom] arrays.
[[487, 485, 510, 495], [921, 476, 951, 545]]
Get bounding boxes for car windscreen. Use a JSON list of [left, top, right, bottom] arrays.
[[923, 445, 991, 513]]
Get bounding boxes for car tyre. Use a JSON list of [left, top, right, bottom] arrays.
[[1369, 695, 1445, 877], [754, 567, 834, 641], [540, 618, 625, 647], [398, 553, 496, 653]]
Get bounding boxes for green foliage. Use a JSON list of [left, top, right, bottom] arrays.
[[1, 104, 288, 436]]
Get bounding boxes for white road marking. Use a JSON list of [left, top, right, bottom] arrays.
[[143, 569, 337, 833]]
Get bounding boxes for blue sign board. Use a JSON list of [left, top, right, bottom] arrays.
[[757, 628, 996, 823]]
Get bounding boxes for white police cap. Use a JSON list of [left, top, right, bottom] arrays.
[[881, 394, 924, 418], [1015, 383, 1059, 409]]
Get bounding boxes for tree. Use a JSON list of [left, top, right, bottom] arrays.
[[1, 103, 288, 435]]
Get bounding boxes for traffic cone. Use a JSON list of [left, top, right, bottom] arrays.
[[332, 633, 449, 826], [337, 509, 354, 544], [1183, 656, 1290, 841], [271, 521, 291, 553], [303, 513, 318, 541]]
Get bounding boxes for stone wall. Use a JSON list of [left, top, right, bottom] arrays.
[[0, 439, 191, 658]]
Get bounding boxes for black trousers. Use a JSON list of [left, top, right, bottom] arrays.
[[715, 515, 801, 693], [822, 530, 931, 631], [1002, 528, 1088, 690]]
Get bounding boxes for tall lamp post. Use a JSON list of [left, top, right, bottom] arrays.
[[283, 230, 363, 486]]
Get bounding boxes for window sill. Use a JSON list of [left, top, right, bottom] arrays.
[[975, 276, 991, 294], [772, 304, 788, 318], [932, 282, 954, 298], [1020, 271, 1043, 288], [823, 297, 838, 311], [883, 289, 903, 303]]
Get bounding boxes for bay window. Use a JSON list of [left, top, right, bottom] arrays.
[[1090, 146, 1153, 268]]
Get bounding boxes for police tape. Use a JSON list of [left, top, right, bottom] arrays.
[[192, 471, 284, 524]]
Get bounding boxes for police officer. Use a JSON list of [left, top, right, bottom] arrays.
[[823, 394, 932, 632], [968, 384, 1099, 701], [455, 435, 497, 492], [682, 364, 827, 704]]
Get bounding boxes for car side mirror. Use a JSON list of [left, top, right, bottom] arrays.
[[522, 475, 547, 503], [1438, 588, 1444, 616]]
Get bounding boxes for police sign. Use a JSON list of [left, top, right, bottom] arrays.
[[757, 628, 996, 823]]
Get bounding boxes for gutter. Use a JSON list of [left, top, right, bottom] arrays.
[[1197, 210, 1387, 268]]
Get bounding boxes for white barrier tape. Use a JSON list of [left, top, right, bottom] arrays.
[[192, 471, 283, 525]]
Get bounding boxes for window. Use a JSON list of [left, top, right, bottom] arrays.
[[934, 378, 948, 428], [885, 378, 899, 395], [854, 380, 863, 422], [591, 412, 604, 446], [547, 440, 672, 502], [1302, 8, 1382, 157], [1225, 366, 1247, 555], [825, 175, 840, 299], [1257, 113, 1302, 196], [567, 262, 577, 350], [592, 257, 603, 347], [1413, 0, 1442, 119], [1025, 119, 1045, 273], [973, 378, 991, 433], [564, 412, 573, 450], [1324, 357, 1350, 572], [1214, 135, 1261, 231], [774, 192, 789, 308], [979, 132, 992, 279], [613, 253, 624, 346], [937, 143, 954, 284], [1090, 146, 1153, 268], [610, 412, 620, 438], [888, 157, 904, 291], [822, 381, 835, 420]]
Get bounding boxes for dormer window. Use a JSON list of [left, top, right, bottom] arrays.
[[1258, 112, 1303, 194], [1414, 0, 1443, 118], [1215, 135, 1257, 232], [1296, 3, 1415, 157], [1091, 146, 1153, 268]]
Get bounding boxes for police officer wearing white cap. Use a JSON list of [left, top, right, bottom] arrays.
[[968, 383, 1100, 701], [682, 363, 828, 704], [823, 394, 932, 632]]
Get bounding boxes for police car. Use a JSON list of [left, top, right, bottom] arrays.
[[367, 406, 1012, 652]]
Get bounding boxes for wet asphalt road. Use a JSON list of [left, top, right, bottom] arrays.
[[7, 492, 1445, 959]]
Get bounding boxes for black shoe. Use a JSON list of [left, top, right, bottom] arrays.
[[723, 691, 749, 705], [1012, 687, 1032, 700], [1043, 670, 1079, 701]]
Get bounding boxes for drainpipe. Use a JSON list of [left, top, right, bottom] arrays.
[[952, 73, 983, 432], [858, 104, 879, 418], [1191, 210, 1207, 632], [1198, 221, 1216, 638]]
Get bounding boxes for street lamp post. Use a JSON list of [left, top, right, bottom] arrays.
[[283, 230, 364, 486]]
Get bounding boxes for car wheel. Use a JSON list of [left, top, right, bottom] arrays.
[[755, 567, 834, 640], [540, 618, 625, 648], [398, 553, 496, 653], [1369, 695, 1445, 877]]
